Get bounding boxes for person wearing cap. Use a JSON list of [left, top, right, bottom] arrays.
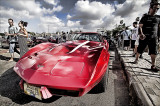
[[134, 2, 160, 72]]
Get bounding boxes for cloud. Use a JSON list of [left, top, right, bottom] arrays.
[[102, 15, 123, 30], [0, 0, 63, 18], [0, 18, 8, 32], [0, 0, 42, 17], [71, 0, 114, 20], [68, 0, 153, 31], [39, 16, 65, 32], [68, 0, 115, 31], [112, 0, 150, 28], [0, 6, 33, 19], [42, 5, 63, 14], [44, 0, 59, 6], [114, 0, 150, 18], [66, 20, 82, 31], [67, 20, 80, 27], [67, 14, 72, 20], [0, 0, 63, 33], [43, 0, 63, 14]]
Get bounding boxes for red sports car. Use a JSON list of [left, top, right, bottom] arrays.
[[14, 32, 110, 100]]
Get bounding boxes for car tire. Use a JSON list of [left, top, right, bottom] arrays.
[[89, 66, 109, 93]]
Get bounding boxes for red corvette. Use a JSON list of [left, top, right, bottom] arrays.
[[14, 32, 110, 100]]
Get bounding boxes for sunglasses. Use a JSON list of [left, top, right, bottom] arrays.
[[152, 7, 159, 10]]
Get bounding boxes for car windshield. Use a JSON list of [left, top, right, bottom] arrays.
[[71, 34, 81, 40], [75, 33, 101, 42]]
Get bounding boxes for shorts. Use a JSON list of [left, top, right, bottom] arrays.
[[137, 38, 158, 55], [131, 40, 136, 48], [9, 43, 15, 53], [135, 39, 139, 46], [124, 40, 130, 47]]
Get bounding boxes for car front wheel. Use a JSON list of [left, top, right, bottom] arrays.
[[89, 66, 109, 93]]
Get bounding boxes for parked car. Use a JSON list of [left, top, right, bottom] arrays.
[[14, 32, 110, 100], [1, 36, 9, 48], [1, 36, 35, 48], [1, 36, 19, 48], [34, 37, 48, 45], [27, 37, 34, 47], [48, 36, 58, 43]]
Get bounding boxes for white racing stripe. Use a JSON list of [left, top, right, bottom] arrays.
[[69, 41, 90, 53], [89, 46, 104, 50]]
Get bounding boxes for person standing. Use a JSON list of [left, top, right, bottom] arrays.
[[17, 20, 29, 58], [121, 27, 132, 51], [134, 2, 160, 72], [131, 22, 138, 56], [5, 18, 19, 61]]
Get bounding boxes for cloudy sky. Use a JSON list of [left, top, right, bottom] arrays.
[[0, 0, 158, 33]]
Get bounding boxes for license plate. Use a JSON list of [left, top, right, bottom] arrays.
[[24, 83, 42, 100]]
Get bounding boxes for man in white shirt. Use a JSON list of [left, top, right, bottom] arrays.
[[5, 18, 19, 61], [131, 22, 138, 56]]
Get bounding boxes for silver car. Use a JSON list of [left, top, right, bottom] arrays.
[[1, 36, 9, 48]]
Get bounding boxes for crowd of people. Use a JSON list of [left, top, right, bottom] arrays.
[[117, 1, 160, 72]]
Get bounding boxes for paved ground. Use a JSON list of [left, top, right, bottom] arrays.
[[0, 47, 130, 106], [117, 48, 160, 106]]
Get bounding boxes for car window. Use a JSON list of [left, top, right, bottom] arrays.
[[75, 33, 101, 42]]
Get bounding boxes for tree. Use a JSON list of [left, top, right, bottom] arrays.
[[120, 20, 123, 24], [136, 17, 140, 22]]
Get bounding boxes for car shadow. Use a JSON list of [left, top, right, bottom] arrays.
[[0, 55, 19, 62], [1, 46, 9, 49], [0, 55, 10, 60], [0, 67, 61, 105], [88, 87, 105, 94]]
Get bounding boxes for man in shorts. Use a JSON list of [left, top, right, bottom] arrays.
[[121, 27, 131, 51], [134, 2, 160, 72], [5, 18, 19, 61], [131, 22, 138, 56]]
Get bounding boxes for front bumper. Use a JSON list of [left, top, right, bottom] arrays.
[[19, 80, 84, 100]]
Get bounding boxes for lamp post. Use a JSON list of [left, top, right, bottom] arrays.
[[48, 25, 49, 34]]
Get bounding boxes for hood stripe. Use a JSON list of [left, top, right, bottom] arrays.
[[69, 41, 90, 54]]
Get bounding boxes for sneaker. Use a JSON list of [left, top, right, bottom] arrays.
[[132, 53, 135, 57], [139, 55, 143, 59], [8, 58, 13, 62], [133, 59, 138, 64], [151, 66, 160, 72]]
